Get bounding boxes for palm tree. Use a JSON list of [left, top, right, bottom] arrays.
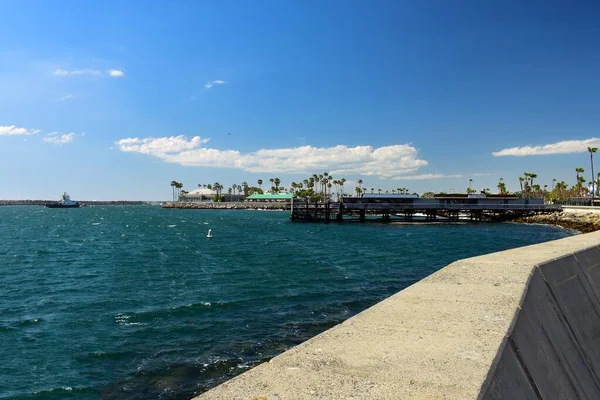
[[242, 182, 248, 196], [519, 177, 524, 195], [552, 178, 556, 191], [213, 182, 222, 200], [529, 173, 537, 189], [522, 173, 531, 196], [579, 176, 587, 195], [468, 178, 473, 192], [338, 178, 345, 197], [576, 168, 585, 195], [257, 179, 263, 190], [170, 181, 177, 201], [589, 147, 598, 202], [357, 179, 363, 192], [497, 178, 506, 195], [274, 177, 281, 193], [175, 182, 183, 201]]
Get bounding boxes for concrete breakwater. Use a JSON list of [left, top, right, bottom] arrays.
[[196, 231, 600, 399], [515, 211, 600, 233], [161, 201, 290, 210]]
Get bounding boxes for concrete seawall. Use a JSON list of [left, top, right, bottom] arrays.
[[195, 231, 600, 399]]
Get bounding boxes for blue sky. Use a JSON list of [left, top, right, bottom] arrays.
[[1, 0, 600, 200]]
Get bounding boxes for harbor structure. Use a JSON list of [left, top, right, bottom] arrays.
[[290, 193, 561, 222]]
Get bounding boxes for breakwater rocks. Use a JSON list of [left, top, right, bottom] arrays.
[[515, 211, 600, 233], [161, 201, 290, 211]]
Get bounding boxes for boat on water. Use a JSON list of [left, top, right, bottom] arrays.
[[46, 192, 81, 208], [206, 229, 213, 239]]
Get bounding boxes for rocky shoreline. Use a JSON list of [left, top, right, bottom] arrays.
[[161, 201, 290, 210], [514, 211, 600, 233]]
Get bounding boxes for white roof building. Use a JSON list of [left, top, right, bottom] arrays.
[[185, 188, 217, 196]]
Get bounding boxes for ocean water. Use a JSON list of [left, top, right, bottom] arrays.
[[0, 205, 574, 399]]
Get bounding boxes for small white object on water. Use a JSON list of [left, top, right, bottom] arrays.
[[207, 229, 213, 239]]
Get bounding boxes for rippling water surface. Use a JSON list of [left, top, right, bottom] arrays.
[[0, 205, 574, 399]]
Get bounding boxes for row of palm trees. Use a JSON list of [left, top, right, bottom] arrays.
[[170, 181, 183, 201], [177, 174, 413, 202], [479, 147, 600, 203]]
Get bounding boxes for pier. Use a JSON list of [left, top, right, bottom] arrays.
[[291, 194, 561, 222]]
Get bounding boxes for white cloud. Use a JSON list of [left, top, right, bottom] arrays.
[[0, 125, 41, 136], [392, 173, 464, 180], [43, 132, 75, 144], [204, 80, 226, 89], [55, 94, 75, 101], [53, 68, 101, 76], [109, 69, 125, 77], [492, 138, 600, 156], [115, 136, 429, 178]]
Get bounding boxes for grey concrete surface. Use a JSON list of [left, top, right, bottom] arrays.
[[195, 231, 600, 400]]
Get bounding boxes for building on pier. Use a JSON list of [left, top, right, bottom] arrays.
[[291, 193, 560, 222]]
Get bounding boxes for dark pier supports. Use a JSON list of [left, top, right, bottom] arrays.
[[290, 201, 557, 223], [469, 210, 483, 221]]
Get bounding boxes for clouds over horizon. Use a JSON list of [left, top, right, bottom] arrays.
[[0, 125, 41, 136], [116, 136, 430, 179], [492, 138, 600, 156]]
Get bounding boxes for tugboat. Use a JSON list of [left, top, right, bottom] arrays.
[[46, 192, 81, 208]]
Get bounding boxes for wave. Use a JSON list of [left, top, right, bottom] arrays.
[[113, 301, 238, 325], [8, 386, 98, 400]]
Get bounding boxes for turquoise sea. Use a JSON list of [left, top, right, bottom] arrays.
[[0, 205, 574, 399]]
